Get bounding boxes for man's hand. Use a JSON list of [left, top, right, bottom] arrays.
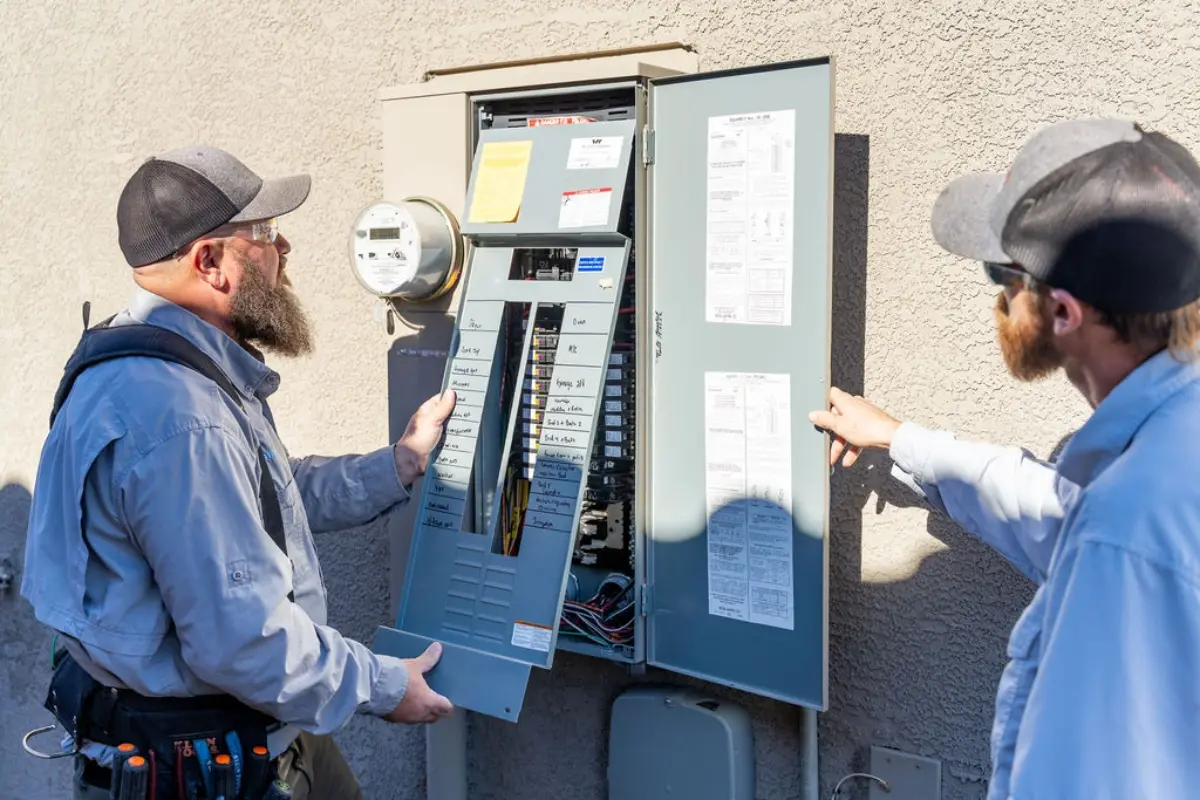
[[808, 387, 902, 467], [394, 390, 456, 487], [385, 643, 454, 725]]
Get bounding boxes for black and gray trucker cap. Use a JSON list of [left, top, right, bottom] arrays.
[[117, 145, 311, 267], [931, 118, 1200, 314]]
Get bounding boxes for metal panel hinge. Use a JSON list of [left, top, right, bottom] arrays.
[[639, 583, 652, 616], [642, 126, 655, 166]]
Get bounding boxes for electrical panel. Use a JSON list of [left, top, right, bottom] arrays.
[[374, 56, 834, 722]]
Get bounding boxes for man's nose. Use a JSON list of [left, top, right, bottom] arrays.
[[275, 232, 292, 256]]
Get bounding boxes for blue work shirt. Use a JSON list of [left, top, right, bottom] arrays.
[[22, 285, 412, 755], [890, 348, 1200, 798]]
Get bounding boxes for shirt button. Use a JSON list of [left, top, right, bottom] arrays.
[[233, 570, 245, 581]]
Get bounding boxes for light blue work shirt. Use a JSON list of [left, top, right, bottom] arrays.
[[890, 347, 1200, 799], [22, 285, 412, 756]]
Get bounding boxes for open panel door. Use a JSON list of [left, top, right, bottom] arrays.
[[646, 58, 834, 709]]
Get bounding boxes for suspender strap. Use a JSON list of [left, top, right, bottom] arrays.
[[51, 321, 294, 602]]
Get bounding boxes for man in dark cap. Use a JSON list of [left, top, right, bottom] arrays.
[[811, 119, 1200, 798], [24, 146, 453, 798]]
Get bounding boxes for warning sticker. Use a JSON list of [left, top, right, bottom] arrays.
[[511, 620, 552, 652], [558, 188, 612, 229]]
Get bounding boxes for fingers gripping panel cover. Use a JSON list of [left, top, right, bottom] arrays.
[[379, 239, 632, 721]]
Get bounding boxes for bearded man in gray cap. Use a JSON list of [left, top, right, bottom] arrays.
[[811, 119, 1200, 798], [23, 146, 453, 799]]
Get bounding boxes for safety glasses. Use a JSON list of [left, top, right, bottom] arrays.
[[984, 261, 1034, 290], [229, 217, 279, 245]]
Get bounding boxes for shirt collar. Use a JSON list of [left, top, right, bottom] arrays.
[[125, 285, 281, 400], [1056, 348, 1200, 487]]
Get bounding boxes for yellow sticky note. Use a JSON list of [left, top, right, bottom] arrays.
[[468, 140, 533, 224]]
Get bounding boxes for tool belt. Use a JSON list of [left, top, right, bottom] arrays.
[[46, 650, 287, 799]]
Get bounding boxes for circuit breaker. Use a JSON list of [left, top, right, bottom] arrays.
[[370, 51, 834, 723]]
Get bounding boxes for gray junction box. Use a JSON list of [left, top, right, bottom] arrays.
[[374, 56, 835, 725]]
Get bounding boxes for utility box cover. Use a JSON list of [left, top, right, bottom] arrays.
[[607, 685, 754, 800]]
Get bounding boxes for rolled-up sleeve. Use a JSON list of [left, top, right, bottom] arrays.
[[289, 448, 410, 534], [118, 425, 408, 730]]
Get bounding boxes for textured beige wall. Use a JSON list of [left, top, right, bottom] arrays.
[[2, 1, 1194, 797]]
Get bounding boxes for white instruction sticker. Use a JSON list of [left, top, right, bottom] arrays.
[[704, 372, 794, 630], [567, 136, 624, 170], [558, 188, 612, 229], [511, 620, 552, 652], [705, 110, 796, 326]]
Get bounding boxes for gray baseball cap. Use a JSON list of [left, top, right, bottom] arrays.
[[931, 118, 1200, 313], [117, 145, 311, 267]]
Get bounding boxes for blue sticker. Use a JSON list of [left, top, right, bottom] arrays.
[[577, 256, 605, 272]]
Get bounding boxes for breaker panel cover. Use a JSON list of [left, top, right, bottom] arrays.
[[375, 119, 636, 722]]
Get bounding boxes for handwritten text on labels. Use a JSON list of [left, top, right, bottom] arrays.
[[452, 406, 482, 423], [459, 301, 504, 333], [536, 444, 588, 467], [448, 374, 489, 394], [548, 366, 600, 398], [529, 492, 575, 516], [422, 509, 460, 531], [563, 303, 610, 335], [427, 495, 467, 517], [450, 359, 491, 379], [445, 420, 479, 440], [546, 396, 595, 417], [542, 412, 591, 431], [456, 331, 495, 361], [530, 476, 578, 499], [525, 510, 575, 533], [440, 436, 476, 455], [554, 334, 610, 367], [428, 478, 469, 502], [429, 462, 470, 486], [532, 458, 584, 484], [540, 429, 586, 448]]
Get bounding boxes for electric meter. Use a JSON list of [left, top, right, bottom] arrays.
[[348, 198, 463, 302]]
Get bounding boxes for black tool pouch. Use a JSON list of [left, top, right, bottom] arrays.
[[46, 652, 277, 798]]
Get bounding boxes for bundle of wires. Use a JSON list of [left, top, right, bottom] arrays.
[[560, 573, 634, 647], [499, 469, 529, 556]]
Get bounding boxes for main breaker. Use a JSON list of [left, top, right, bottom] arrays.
[[358, 52, 835, 722]]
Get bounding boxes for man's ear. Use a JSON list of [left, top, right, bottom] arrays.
[[1047, 287, 1086, 337], [189, 240, 230, 292]]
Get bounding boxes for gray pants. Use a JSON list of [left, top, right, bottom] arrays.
[[73, 732, 365, 799]]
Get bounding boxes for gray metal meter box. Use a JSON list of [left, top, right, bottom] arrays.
[[374, 55, 834, 723]]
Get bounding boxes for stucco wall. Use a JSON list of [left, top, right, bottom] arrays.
[[2, 1, 1188, 797]]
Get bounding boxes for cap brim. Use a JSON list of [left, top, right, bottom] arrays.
[[930, 172, 1011, 264], [230, 174, 311, 223]]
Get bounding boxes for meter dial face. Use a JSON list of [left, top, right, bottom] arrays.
[[351, 203, 421, 296]]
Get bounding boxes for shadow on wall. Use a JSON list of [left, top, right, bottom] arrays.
[[0, 480, 74, 797]]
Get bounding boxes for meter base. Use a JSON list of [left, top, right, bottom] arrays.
[[373, 626, 531, 723]]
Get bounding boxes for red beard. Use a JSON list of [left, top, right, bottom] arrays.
[[994, 290, 1062, 381]]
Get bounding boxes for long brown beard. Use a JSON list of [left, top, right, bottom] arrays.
[[229, 255, 314, 357], [994, 290, 1061, 381]]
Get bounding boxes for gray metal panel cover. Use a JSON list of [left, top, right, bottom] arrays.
[[376, 124, 636, 722], [647, 58, 833, 709]]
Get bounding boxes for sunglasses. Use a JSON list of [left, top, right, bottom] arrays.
[[984, 261, 1034, 290]]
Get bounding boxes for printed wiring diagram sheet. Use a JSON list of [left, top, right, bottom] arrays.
[[704, 372, 795, 630], [705, 110, 797, 326]]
